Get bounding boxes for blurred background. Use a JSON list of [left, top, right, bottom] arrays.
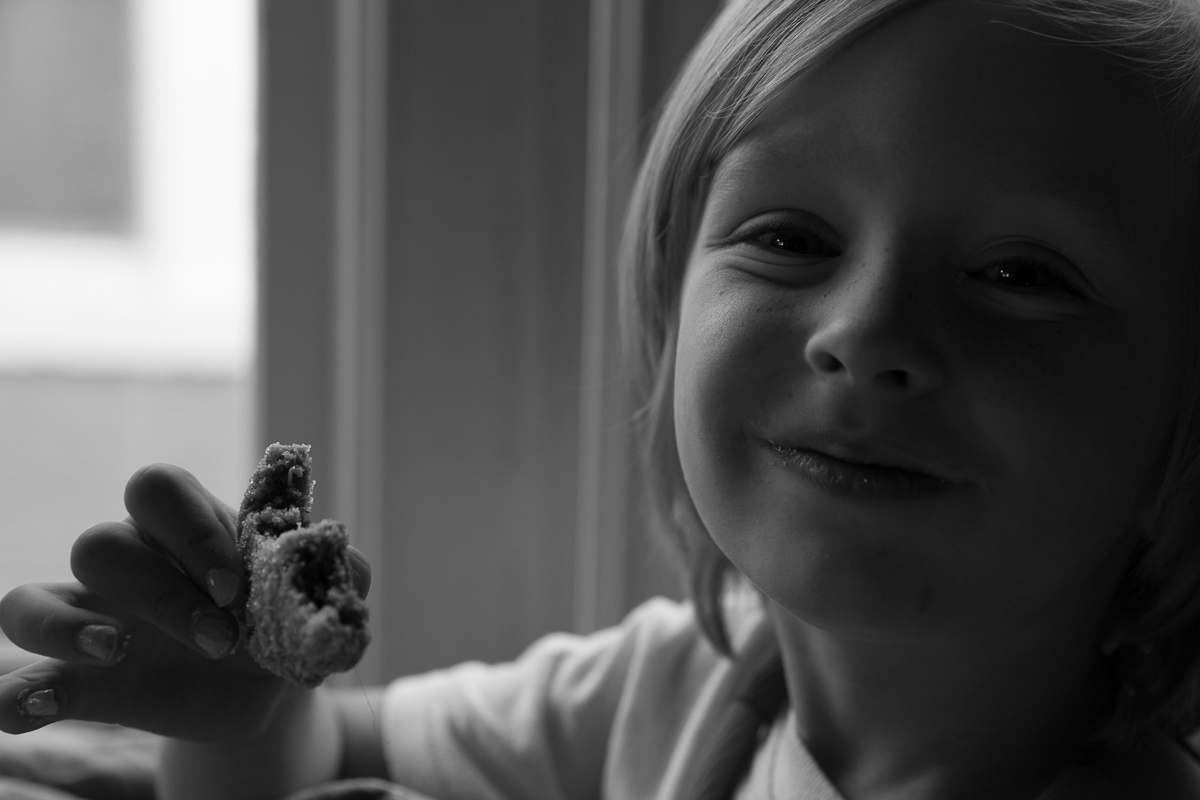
[[0, 0, 719, 685], [0, 1, 254, 602]]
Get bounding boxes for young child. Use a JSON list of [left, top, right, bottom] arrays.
[[3, 0, 1200, 797]]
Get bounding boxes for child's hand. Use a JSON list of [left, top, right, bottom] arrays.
[[0, 464, 371, 742]]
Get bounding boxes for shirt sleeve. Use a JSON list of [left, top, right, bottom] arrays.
[[380, 598, 710, 800]]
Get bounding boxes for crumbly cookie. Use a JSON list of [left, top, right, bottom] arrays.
[[235, 443, 370, 686]]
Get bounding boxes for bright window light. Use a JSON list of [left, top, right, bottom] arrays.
[[0, 0, 256, 597]]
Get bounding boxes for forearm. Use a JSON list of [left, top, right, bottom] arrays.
[[156, 685, 343, 800]]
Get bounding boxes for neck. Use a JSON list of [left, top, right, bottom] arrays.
[[769, 602, 1115, 800]]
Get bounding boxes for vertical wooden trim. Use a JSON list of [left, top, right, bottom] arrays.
[[331, 0, 388, 685], [575, 0, 645, 634], [255, 0, 337, 489], [380, 1, 589, 673], [252, 0, 266, 456]]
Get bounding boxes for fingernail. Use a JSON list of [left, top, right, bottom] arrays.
[[17, 688, 58, 719], [76, 624, 125, 662], [190, 610, 235, 659], [205, 567, 241, 608]]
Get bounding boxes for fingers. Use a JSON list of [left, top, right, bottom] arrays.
[[0, 656, 177, 735], [71, 521, 238, 660], [0, 585, 142, 734], [0, 583, 128, 666], [0, 653, 284, 740], [0, 660, 130, 734], [0, 657, 163, 735], [0, 659, 73, 732], [122, 464, 245, 609], [345, 546, 372, 599]]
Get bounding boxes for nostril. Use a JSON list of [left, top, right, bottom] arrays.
[[811, 351, 844, 374], [877, 369, 910, 388]]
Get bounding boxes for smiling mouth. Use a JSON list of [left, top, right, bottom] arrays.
[[765, 441, 954, 501]]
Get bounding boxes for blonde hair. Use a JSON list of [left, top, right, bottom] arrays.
[[620, 0, 1200, 742]]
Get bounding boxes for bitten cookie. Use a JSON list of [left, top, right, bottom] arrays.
[[234, 443, 370, 686]]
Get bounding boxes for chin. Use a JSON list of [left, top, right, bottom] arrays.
[[725, 526, 955, 641]]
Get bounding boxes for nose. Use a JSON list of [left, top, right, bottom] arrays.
[[803, 265, 944, 396]]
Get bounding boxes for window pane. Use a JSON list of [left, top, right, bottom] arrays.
[[0, 0, 256, 601], [0, 0, 133, 231]]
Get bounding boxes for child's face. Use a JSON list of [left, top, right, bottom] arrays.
[[674, 0, 1200, 642]]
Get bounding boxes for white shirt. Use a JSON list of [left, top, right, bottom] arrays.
[[734, 709, 844, 800], [382, 596, 807, 800]]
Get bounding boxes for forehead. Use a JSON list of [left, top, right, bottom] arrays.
[[714, 0, 1199, 252]]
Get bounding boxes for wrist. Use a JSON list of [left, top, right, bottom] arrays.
[[157, 686, 342, 800]]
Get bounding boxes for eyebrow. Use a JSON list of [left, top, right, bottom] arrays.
[[717, 135, 1143, 258], [988, 165, 1140, 257]]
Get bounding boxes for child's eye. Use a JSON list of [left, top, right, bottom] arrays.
[[746, 227, 839, 258], [966, 258, 1077, 295], [727, 215, 841, 261]]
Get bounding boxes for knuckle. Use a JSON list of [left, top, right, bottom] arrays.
[[0, 586, 31, 638], [148, 582, 192, 628], [124, 463, 192, 519], [69, 524, 127, 585], [124, 462, 178, 501], [124, 465, 220, 554], [33, 606, 57, 647], [0, 584, 29, 616], [73, 522, 121, 552], [0, 587, 53, 649]]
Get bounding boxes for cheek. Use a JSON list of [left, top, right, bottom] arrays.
[[674, 283, 740, 505], [674, 274, 793, 502], [674, 271, 849, 605], [961, 316, 1178, 535], [935, 312, 1183, 617]]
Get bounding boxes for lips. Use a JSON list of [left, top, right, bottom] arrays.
[[764, 437, 965, 502]]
